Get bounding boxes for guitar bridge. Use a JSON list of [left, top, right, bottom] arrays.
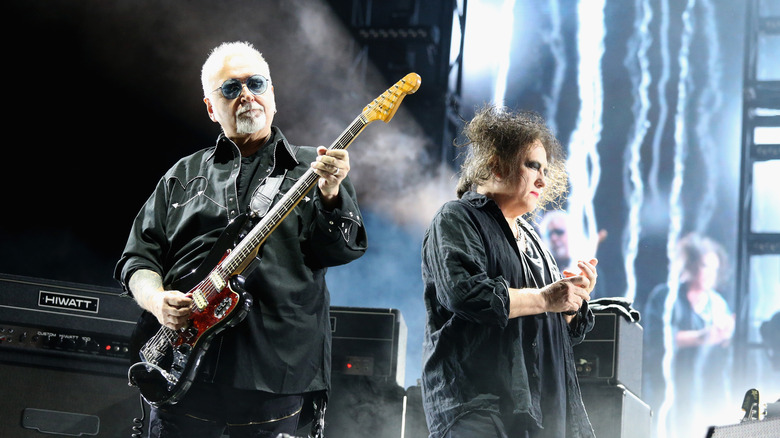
[[214, 297, 233, 319]]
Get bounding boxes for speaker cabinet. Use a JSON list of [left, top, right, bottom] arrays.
[[326, 376, 406, 438], [0, 362, 143, 437], [580, 384, 652, 438], [573, 311, 643, 397], [330, 307, 407, 387], [706, 419, 780, 438], [403, 385, 430, 438]]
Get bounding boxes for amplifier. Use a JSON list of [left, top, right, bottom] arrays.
[[580, 384, 652, 438], [0, 273, 145, 437], [573, 311, 643, 397], [326, 384, 429, 438], [330, 306, 407, 387], [0, 273, 142, 376], [706, 419, 780, 437]]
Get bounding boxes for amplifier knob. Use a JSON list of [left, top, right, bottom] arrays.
[[60, 338, 76, 349], [45, 335, 59, 347], [86, 339, 100, 352]]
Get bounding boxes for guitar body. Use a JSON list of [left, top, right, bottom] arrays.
[[128, 216, 255, 406]]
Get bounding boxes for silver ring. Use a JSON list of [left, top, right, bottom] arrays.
[[334, 167, 340, 176]]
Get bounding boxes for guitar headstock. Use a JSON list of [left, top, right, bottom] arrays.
[[741, 388, 760, 421], [362, 73, 421, 124]]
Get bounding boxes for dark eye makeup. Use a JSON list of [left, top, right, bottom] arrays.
[[525, 160, 549, 176]]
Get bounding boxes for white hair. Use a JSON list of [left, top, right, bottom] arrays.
[[200, 41, 270, 98]]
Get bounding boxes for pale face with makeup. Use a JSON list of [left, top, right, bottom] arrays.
[[478, 140, 548, 219]]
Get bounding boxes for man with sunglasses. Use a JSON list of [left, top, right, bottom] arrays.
[[539, 210, 572, 271], [115, 41, 367, 437], [539, 210, 607, 299]]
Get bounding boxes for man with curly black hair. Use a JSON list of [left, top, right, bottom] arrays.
[[421, 105, 598, 437]]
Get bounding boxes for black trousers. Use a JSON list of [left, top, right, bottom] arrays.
[[147, 381, 304, 438]]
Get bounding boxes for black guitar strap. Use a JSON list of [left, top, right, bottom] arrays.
[[249, 171, 287, 217]]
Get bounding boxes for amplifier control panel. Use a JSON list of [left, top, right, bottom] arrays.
[[0, 323, 132, 360]]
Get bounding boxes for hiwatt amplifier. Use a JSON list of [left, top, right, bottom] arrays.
[[330, 306, 407, 387], [0, 273, 144, 437], [573, 310, 643, 397]]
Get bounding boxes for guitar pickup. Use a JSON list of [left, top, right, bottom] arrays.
[[209, 271, 227, 291], [192, 289, 208, 310]]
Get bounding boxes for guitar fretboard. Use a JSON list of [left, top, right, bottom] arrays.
[[220, 113, 369, 277]]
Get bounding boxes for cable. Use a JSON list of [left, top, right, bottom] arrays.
[[131, 394, 146, 438]]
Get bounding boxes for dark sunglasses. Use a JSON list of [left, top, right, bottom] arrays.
[[213, 74, 270, 100]]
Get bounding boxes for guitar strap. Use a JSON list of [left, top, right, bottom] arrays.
[[248, 144, 303, 217], [249, 171, 287, 217]]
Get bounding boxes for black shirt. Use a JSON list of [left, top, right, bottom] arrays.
[[115, 127, 367, 394], [420, 191, 595, 437]]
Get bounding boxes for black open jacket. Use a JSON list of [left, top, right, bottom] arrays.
[[421, 191, 595, 437]]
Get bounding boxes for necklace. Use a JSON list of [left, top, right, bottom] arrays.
[[514, 219, 529, 253]]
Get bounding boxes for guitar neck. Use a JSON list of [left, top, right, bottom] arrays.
[[219, 113, 370, 276], [211, 71, 421, 279]]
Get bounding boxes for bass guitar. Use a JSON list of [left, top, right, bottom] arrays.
[[127, 73, 421, 406]]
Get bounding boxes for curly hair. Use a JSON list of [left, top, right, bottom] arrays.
[[455, 104, 568, 213]]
